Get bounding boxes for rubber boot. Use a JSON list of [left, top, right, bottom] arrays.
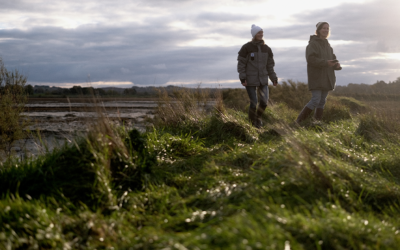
[[314, 108, 323, 121], [255, 105, 266, 128], [248, 107, 257, 127], [296, 106, 313, 124]]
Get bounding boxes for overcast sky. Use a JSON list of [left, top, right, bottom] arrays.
[[0, 0, 399, 88]]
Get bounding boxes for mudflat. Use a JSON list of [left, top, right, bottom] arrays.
[[7, 98, 158, 159]]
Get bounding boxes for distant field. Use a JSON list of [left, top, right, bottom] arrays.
[[364, 99, 400, 111], [361, 99, 400, 122]]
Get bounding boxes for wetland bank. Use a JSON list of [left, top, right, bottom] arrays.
[[2, 82, 400, 249], [4, 97, 157, 159]]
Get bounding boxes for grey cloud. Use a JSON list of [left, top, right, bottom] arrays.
[[1, 19, 398, 87], [0, 22, 239, 85], [0, 0, 200, 16], [367, 40, 400, 53], [247, 0, 400, 55], [292, 0, 400, 52], [0, 0, 399, 88], [195, 12, 254, 23]]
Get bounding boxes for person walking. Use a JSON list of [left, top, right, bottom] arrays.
[[237, 24, 278, 128], [296, 22, 342, 123]]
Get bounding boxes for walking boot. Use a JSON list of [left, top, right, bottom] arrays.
[[314, 108, 323, 121], [255, 105, 266, 128], [296, 106, 313, 124], [248, 107, 257, 127]]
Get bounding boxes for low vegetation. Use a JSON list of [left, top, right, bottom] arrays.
[[0, 58, 31, 158], [1, 81, 400, 249]]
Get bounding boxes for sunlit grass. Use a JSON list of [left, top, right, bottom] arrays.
[[1, 84, 400, 249]]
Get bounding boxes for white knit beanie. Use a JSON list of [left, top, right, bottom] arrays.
[[316, 22, 329, 29], [251, 24, 263, 38]]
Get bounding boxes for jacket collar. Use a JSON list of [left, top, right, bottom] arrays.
[[251, 39, 265, 45]]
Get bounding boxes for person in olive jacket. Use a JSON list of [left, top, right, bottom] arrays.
[[237, 24, 278, 128], [296, 22, 342, 123]]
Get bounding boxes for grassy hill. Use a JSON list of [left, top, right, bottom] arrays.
[[1, 84, 400, 249]]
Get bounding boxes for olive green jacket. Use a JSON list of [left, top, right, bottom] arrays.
[[306, 35, 342, 91], [237, 40, 277, 86]]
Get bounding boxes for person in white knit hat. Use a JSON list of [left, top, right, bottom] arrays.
[[237, 24, 278, 128]]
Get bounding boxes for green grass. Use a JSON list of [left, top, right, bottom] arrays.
[[1, 97, 400, 249]]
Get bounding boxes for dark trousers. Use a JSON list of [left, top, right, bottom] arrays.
[[245, 84, 269, 110]]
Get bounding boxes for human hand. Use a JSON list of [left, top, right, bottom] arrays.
[[242, 80, 247, 86], [335, 63, 341, 69], [327, 60, 338, 67], [273, 81, 278, 86]]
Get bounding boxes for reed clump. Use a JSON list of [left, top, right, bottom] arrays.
[[154, 85, 218, 128], [269, 80, 311, 110], [0, 58, 31, 159]]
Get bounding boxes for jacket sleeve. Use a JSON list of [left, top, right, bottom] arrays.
[[266, 47, 277, 82], [306, 43, 328, 68], [237, 45, 248, 82], [333, 51, 342, 71]]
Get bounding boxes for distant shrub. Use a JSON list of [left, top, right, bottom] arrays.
[[0, 58, 30, 158]]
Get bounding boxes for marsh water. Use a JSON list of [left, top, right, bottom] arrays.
[[4, 98, 157, 160]]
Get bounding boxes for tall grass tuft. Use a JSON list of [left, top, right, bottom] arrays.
[[321, 97, 352, 123], [221, 80, 311, 112], [154, 85, 219, 128], [222, 88, 249, 111], [356, 113, 400, 142], [0, 94, 157, 211], [153, 85, 266, 144], [332, 96, 369, 114], [269, 80, 311, 110]]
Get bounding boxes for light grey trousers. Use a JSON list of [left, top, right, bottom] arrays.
[[306, 90, 329, 110]]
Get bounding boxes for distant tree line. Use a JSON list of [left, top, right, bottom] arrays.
[[24, 85, 141, 97], [334, 77, 400, 96], [22, 77, 400, 99], [24, 84, 215, 97]]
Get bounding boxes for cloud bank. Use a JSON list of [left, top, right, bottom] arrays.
[[0, 0, 399, 88]]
